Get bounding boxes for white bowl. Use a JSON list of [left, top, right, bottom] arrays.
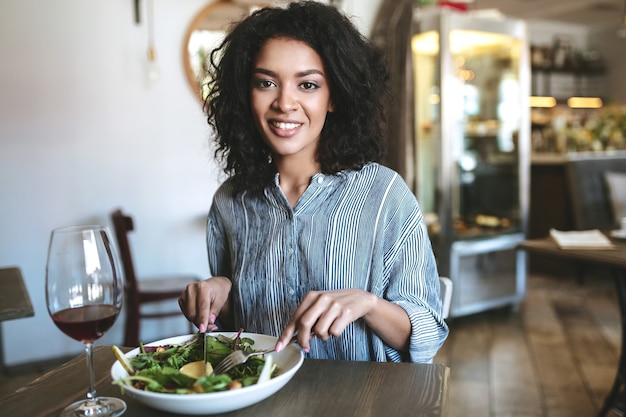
[[110, 333, 304, 415]]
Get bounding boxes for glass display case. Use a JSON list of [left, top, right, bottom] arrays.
[[411, 9, 531, 317]]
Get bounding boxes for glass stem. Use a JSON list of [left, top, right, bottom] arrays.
[[84, 342, 97, 401]]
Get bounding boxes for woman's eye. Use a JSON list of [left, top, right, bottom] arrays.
[[253, 79, 275, 89], [300, 81, 319, 91]]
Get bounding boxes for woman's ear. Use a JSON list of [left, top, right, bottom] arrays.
[[328, 100, 335, 113]]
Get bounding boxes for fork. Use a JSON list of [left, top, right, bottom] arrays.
[[211, 334, 303, 376]]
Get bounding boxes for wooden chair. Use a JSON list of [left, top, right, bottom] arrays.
[[439, 276, 453, 320], [564, 156, 626, 283], [110, 209, 201, 347], [565, 156, 626, 231], [0, 266, 34, 374]]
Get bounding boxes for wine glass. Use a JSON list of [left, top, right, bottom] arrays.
[[46, 225, 127, 417]]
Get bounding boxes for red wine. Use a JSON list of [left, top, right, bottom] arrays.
[[51, 305, 119, 342]]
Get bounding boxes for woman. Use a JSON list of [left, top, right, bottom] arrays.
[[179, 1, 448, 363]]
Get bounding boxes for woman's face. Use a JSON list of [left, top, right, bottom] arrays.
[[250, 37, 334, 162]]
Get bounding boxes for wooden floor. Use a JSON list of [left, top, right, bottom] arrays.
[[435, 269, 622, 417], [0, 271, 623, 416]]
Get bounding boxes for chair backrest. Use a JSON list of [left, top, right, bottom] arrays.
[[0, 266, 34, 321], [439, 276, 453, 320], [565, 156, 626, 230], [110, 209, 138, 293]]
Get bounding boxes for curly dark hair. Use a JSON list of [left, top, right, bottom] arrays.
[[205, 1, 390, 192]]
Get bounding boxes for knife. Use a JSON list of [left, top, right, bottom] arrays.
[[203, 316, 218, 375], [203, 331, 210, 375]]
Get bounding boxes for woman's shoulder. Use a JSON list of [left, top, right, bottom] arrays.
[[212, 177, 269, 206], [337, 164, 416, 207], [354, 162, 398, 176], [341, 164, 422, 227], [350, 163, 408, 188], [214, 177, 235, 193], [211, 177, 240, 203]]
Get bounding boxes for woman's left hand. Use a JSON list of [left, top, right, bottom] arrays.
[[275, 289, 410, 353]]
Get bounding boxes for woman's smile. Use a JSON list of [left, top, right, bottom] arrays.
[[268, 119, 304, 137]]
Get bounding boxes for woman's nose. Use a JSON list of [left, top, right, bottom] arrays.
[[273, 87, 297, 112]]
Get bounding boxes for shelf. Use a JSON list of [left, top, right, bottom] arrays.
[[531, 70, 607, 100], [531, 66, 607, 76]]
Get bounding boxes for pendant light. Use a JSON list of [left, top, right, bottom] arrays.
[[145, 0, 160, 83]]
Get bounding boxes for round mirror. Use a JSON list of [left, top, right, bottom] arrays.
[[183, 0, 268, 103]]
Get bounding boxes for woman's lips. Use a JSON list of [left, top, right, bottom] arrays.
[[269, 120, 303, 137]]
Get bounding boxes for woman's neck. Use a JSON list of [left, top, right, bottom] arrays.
[[275, 156, 320, 207]]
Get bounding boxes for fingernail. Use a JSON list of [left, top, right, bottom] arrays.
[[275, 341, 283, 352], [209, 324, 219, 332], [303, 348, 310, 353], [199, 323, 206, 333], [209, 314, 217, 324]]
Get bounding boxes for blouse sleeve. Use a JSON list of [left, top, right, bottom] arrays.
[[381, 184, 449, 363]]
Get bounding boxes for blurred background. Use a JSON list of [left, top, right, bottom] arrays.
[[1, 0, 624, 370]]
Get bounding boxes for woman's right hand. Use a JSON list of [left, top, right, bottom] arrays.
[[178, 276, 232, 333]]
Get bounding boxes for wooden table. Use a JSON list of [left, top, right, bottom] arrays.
[[519, 236, 626, 417], [0, 345, 450, 417], [0, 267, 34, 373]]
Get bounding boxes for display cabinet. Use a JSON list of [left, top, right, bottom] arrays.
[[411, 9, 531, 317]]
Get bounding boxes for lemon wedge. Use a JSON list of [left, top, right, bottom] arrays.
[[112, 345, 134, 375], [180, 360, 213, 379]]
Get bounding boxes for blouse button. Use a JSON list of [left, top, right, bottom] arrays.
[[316, 175, 324, 184], [288, 288, 295, 295]]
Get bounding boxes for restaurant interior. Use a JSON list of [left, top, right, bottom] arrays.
[[1, 0, 626, 415]]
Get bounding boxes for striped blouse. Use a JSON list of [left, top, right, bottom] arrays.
[[206, 162, 449, 363]]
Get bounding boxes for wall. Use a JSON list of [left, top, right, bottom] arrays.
[[0, 0, 382, 367], [340, 0, 383, 36], [526, 19, 589, 48], [0, 0, 219, 366], [589, 28, 626, 105]]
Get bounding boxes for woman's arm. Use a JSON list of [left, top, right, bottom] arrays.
[[275, 288, 411, 353]]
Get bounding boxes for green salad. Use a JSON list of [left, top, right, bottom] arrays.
[[113, 331, 278, 394]]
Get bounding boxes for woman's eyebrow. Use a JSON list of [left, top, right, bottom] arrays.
[[296, 69, 325, 77], [252, 68, 325, 78], [252, 68, 276, 77]]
